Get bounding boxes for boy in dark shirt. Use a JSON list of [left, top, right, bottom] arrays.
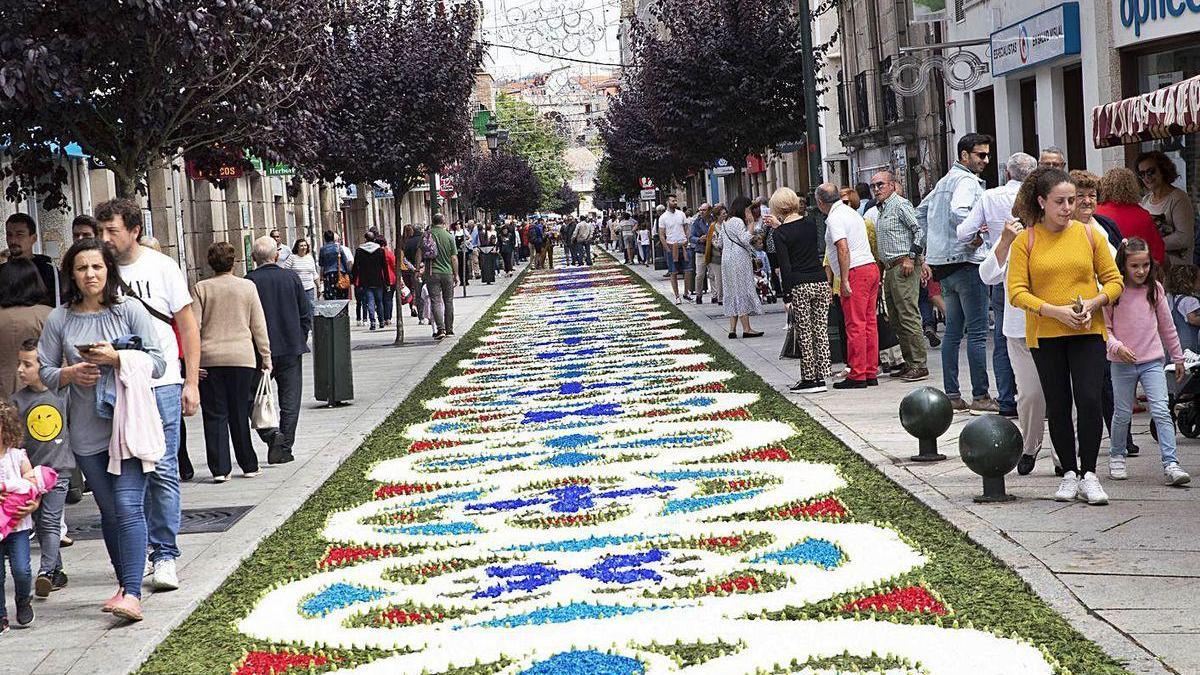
[[11, 338, 72, 596]]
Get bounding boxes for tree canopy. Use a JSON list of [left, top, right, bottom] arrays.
[[495, 93, 570, 209], [0, 0, 335, 201], [550, 183, 580, 215], [463, 151, 542, 218], [601, 0, 829, 189]]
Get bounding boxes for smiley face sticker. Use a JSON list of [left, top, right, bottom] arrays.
[[26, 404, 63, 443]]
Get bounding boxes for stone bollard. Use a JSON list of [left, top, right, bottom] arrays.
[[899, 387, 953, 463], [959, 415, 1023, 503]]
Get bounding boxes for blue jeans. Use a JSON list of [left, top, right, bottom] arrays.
[[76, 453, 149, 597], [990, 284, 1016, 410], [363, 286, 384, 326], [939, 265, 990, 399], [1110, 359, 1178, 467], [0, 530, 31, 618], [146, 384, 182, 564]]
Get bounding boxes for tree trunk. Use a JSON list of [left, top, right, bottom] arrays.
[[392, 192, 407, 347], [113, 165, 140, 199]]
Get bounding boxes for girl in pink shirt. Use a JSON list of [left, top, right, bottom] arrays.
[[1104, 237, 1190, 485]]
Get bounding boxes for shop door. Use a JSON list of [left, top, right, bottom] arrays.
[[974, 87, 998, 188], [1020, 78, 1039, 156]]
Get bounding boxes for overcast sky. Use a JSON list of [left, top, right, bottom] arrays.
[[481, 0, 622, 81]]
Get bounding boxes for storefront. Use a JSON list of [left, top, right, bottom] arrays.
[[1094, 5, 1200, 256]]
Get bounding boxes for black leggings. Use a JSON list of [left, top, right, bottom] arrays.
[[1030, 334, 1106, 474]]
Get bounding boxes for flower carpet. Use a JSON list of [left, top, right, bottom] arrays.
[[141, 261, 1127, 675]]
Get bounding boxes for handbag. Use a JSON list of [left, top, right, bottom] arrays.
[[780, 312, 801, 360], [251, 374, 281, 430]]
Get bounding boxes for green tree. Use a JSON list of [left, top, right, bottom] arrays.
[[495, 93, 569, 209]]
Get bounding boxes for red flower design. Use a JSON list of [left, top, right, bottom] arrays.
[[841, 585, 948, 615], [775, 497, 848, 520], [235, 651, 329, 675], [318, 545, 399, 569]]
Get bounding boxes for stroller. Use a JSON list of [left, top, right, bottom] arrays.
[[1152, 351, 1200, 441]]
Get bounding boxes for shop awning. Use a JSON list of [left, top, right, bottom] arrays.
[[1092, 74, 1200, 148]]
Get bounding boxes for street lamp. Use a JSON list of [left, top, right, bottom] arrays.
[[486, 120, 499, 153], [497, 129, 509, 147]]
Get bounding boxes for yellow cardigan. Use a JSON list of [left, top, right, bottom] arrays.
[[1007, 220, 1124, 347]]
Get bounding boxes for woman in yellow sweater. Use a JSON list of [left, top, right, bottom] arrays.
[[191, 242, 272, 483], [1007, 167, 1124, 505]]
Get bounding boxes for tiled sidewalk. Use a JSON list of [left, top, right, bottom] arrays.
[[3, 271, 518, 675], [625, 254, 1189, 675]]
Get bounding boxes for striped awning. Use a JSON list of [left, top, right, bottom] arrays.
[[1093, 74, 1200, 148]]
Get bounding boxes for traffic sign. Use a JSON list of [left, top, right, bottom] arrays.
[[639, 188, 656, 201], [639, 177, 655, 189], [712, 158, 735, 176]]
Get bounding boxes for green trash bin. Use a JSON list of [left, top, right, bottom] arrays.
[[313, 299, 354, 406]]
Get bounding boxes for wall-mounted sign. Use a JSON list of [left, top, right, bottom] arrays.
[[249, 155, 294, 176], [185, 158, 244, 181], [990, 3, 1080, 76], [712, 158, 735, 176], [1114, 0, 1200, 48], [639, 188, 657, 201]]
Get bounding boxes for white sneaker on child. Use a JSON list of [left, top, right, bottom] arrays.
[[1164, 462, 1191, 486], [1054, 471, 1079, 502], [1109, 455, 1128, 480], [1077, 472, 1109, 505]]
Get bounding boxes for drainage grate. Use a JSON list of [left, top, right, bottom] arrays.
[[67, 505, 255, 541]]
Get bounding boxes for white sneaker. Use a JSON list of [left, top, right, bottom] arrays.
[[1054, 471, 1080, 502], [1077, 472, 1109, 505], [1109, 455, 1128, 480], [151, 558, 179, 591], [1164, 462, 1192, 486]]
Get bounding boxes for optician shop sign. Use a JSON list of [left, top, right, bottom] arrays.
[[1114, 0, 1200, 48], [990, 3, 1080, 76]]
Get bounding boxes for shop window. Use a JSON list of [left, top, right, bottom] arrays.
[[854, 71, 871, 130], [1019, 78, 1039, 156], [1062, 66, 1085, 171]]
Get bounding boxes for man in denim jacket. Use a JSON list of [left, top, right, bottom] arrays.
[[916, 133, 996, 414]]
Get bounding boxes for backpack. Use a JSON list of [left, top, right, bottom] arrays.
[[422, 228, 439, 260], [531, 223, 545, 247]]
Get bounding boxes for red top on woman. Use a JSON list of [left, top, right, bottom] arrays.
[[1094, 202, 1165, 263]]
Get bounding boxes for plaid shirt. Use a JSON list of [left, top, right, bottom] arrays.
[[872, 194, 924, 263]]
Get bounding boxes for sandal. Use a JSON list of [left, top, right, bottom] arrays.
[[742, 331, 764, 338], [728, 332, 738, 339]]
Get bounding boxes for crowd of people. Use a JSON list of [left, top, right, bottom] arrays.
[[626, 133, 1196, 506], [0, 200, 312, 628]]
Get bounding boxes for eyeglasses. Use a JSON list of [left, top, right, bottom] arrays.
[[1138, 168, 1158, 179], [972, 151, 990, 159], [869, 181, 889, 190]]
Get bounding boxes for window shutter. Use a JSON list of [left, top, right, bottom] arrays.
[[954, 0, 966, 23]]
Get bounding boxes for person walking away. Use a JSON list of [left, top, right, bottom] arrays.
[[561, 218, 577, 266], [1104, 238, 1191, 486], [573, 218, 594, 267], [871, 169, 933, 383], [379, 237, 397, 327], [1167, 264, 1200, 354], [246, 237, 310, 465], [621, 212, 638, 265], [689, 204, 712, 302], [769, 188, 830, 393], [351, 231, 387, 331], [13, 340, 72, 599], [1008, 167, 1124, 505], [96, 198, 197, 593], [284, 238, 320, 310], [0, 260, 52, 401], [1136, 150, 1195, 267], [955, 152, 1038, 416], [917, 133, 996, 413], [1095, 168, 1166, 263], [0, 402, 39, 630], [637, 220, 651, 265], [318, 231, 352, 300], [720, 196, 765, 338], [2, 214, 58, 308], [659, 195, 691, 304], [37, 237, 167, 621], [816, 184, 880, 388], [192, 242, 272, 482], [530, 220, 546, 270], [426, 216, 459, 340], [980, 219, 1057, 476]]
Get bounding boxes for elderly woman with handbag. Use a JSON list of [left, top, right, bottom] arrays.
[[191, 242, 272, 483]]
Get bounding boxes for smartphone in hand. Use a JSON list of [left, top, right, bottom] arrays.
[[74, 343, 95, 353]]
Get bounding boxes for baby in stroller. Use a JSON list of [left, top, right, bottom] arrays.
[[1164, 264, 1200, 439]]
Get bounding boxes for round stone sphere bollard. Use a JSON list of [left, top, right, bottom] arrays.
[[899, 386, 953, 462], [959, 414, 1024, 503]]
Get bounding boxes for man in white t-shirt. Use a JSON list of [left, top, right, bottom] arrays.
[[657, 195, 690, 304], [97, 198, 200, 593], [817, 183, 880, 389]]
